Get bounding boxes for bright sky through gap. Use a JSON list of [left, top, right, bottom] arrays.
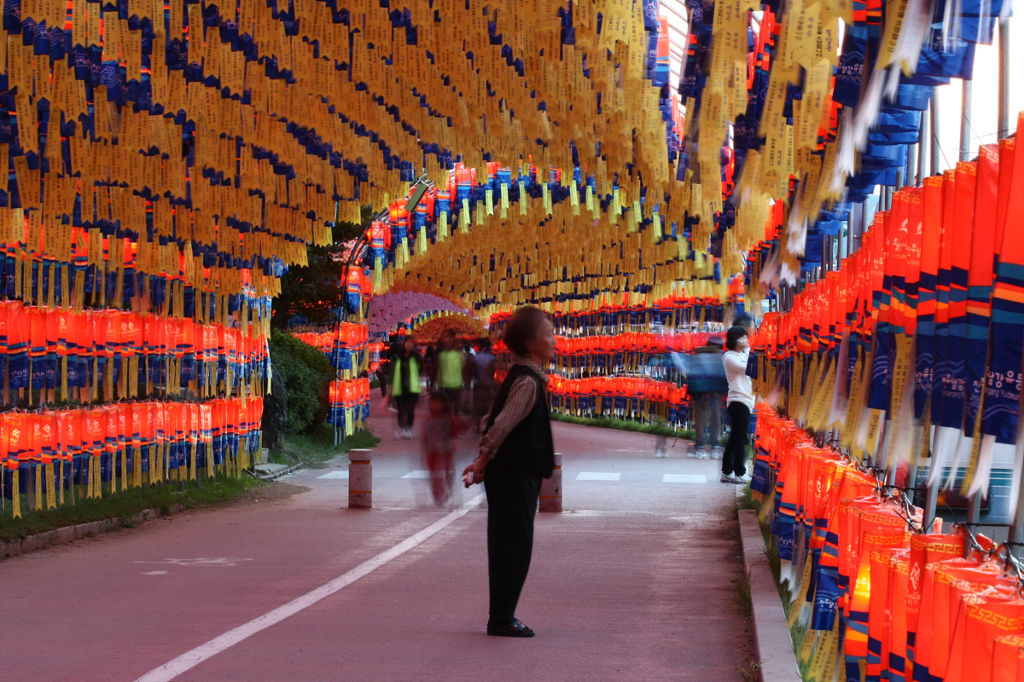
[[933, 14, 1023, 170]]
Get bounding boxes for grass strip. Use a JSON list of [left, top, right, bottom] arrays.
[[273, 424, 382, 470], [0, 475, 264, 543], [549, 412, 695, 440]]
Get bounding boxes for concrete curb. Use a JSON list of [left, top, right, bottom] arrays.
[[0, 503, 186, 561], [738, 509, 801, 682], [256, 462, 304, 481]]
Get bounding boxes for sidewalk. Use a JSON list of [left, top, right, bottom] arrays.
[[0, 399, 755, 682]]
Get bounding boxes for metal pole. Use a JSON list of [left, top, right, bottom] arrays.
[[930, 95, 941, 176], [998, 18, 1011, 140], [918, 104, 930, 184], [1010, 443, 1024, 555], [907, 144, 918, 188], [958, 79, 981, 543], [959, 80, 972, 163], [964, 494, 982, 559]]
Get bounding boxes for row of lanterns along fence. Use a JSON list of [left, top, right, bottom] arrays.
[[1, 396, 264, 518], [751, 405, 1024, 682]]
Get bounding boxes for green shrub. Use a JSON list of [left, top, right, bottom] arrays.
[[269, 330, 335, 434]]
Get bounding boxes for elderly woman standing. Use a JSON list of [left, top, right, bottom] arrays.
[[463, 306, 556, 638]]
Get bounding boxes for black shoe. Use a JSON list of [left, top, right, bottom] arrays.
[[486, 618, 535, 637]]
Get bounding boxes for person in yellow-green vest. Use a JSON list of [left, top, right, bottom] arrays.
[[389, 336, 423, 439], [436, 331, 467, 415]]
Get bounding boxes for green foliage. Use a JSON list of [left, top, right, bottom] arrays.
[[271, 205, 373, 329], [0, 475, 264, 542], [549, 411, 696, 440], [732, 483, 762, 518], [273, 423, 382, 469], [270, 330, 335, 434]]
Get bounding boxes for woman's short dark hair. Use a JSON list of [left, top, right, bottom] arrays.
[[725, 326, 748, 351], [503, 306, 548, 356]]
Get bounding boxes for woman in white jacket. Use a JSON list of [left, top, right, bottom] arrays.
[[720, 327, 754, 483]]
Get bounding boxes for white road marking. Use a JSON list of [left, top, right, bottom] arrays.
[[402, 470, 446, 479], [134, 558, 253, 567], [316, 471, 349, 479], [134, 494, 484, 682], [141, 571, 169, 575], [575, 472, 621, 481], [662, 474, 707, 484]]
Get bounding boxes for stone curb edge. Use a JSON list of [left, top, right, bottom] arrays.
[[738, 509, 802, 682], [256, 462, 305, 481], [0, 503, 187, 560]]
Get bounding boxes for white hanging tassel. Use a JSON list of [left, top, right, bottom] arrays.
[[941, 0, 962, 51], [882, 64, 903, 105], [758, 244, 781, 288], [832, 124, 859, 192], [853, 70, 886, 153], [785, 212, 808, 257], [779, 260, 800, 286]]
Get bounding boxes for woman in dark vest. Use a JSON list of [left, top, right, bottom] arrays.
[[463, 306, 555, 638]]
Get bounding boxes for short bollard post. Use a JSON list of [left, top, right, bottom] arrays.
[[348, 449, 373, 508], [539, 453, 562, 512]]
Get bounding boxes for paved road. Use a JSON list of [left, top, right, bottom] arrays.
[[0, 400, 755, 682]]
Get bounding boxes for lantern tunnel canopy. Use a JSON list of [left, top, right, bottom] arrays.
[[368, 290, 473, 335], [408, 313, 488, 345], [337, 0, 1013, 318]]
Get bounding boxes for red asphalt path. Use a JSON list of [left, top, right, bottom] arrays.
[[1, 398, 755, 681]]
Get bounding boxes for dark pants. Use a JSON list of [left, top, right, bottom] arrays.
[[396, 393, 419, 430], [484, 463, 542, 627], [442, 388, 463, 415], [724, 402, 750, 476]]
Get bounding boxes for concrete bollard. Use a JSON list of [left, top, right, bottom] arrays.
[[539, 453, 562, 512], [348, 449, 373, 508]]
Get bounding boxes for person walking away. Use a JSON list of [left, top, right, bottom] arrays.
[[721, 326, 754, 483], [686, 337, 728, 459], [375, 346, 391, 398], [388, 337, 423, 439], [437, 331, 466, 415], [423, 346, 436, 393], [463, 306, 556, 638], [421, 392, 465, 506], [468, 339, 497, 433]]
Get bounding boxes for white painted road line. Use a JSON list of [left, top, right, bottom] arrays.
[[316, 471, 349, 479], [133, 494, 484, 682], [662, 474, 707, 484], [575, 472, 621, 481], [402, 470, 432, 479]]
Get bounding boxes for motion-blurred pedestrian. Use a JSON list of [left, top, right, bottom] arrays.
[[388, 336, 423, 439], [463, 306, 556, 638], [421, 392, 464, 506], [437, 331, 466, 415], [467, 338, 497, 433], [423, 346, 436, 392], [686, 337, 728, 459]]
